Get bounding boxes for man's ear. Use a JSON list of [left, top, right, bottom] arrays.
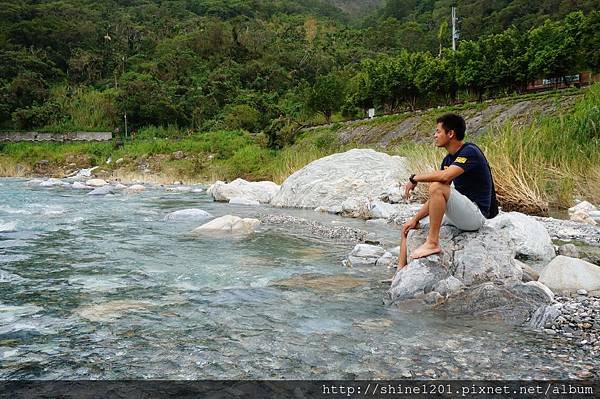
[[448, 129, 455, 139]]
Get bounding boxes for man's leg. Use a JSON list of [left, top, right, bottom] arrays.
[[397, 229, 408, 269], [411, 182, 450, 259]]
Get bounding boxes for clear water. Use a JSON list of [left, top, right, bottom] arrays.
[[0, 178, 597, 379]]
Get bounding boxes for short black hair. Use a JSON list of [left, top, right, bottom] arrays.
[[436, 113, 466, 140]]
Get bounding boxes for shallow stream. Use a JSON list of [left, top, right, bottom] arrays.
[[0, 178, 597, 379]]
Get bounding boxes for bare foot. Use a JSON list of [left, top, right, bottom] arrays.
[[410, 242, 441, 259]]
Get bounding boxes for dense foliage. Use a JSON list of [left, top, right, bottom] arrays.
[[1, 0, 598, 147]]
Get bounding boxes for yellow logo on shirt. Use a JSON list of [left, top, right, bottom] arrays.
[[455, 157, 467, 164]]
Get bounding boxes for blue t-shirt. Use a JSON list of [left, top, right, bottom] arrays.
[[441, 142, 493, 218]]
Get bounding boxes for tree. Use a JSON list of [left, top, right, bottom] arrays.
[[305, 73, 344, 123], [527, 14, 583, 85]]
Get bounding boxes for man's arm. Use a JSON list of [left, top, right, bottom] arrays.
[[413, 165, 464, 185], [404, 165, 465, 200]]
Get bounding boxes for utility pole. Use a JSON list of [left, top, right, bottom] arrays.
[[452, 6, 459, 51]]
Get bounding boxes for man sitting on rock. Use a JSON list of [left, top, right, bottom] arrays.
[[398, 113, 495, 269]]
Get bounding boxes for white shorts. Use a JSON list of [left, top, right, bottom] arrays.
[[442, 187, 486, 231]]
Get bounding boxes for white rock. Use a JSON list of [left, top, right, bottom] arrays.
[[88, 186, 113, 196], [72, 181, 92, 190], [208, 179, 280, 204], [125, 184, 145, 193], [539, 255, 600, 295], [388, 246, 400, 257], [229, 197, 260, 206], [113, 183, 127, 190], [164, 209, 212, 221], [588, 210, 600, 222], [369, 200, 399, 219], [73, 166, 99, 179], [192, 215, 260, 234], [568, 201, 597, 214], [577, 288, 588, 296], [39, 178, 67, 187], [86, 178, 108, 187], [486, 212, 555, 261], [166, 186, 193, 193], [115, 158, 124, 165], [346, 244, 386, 267], [570, 210, 597, 225], [270, 149, 410, 210]]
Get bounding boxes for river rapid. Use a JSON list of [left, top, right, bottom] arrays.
[[0, 178, 597, 379]]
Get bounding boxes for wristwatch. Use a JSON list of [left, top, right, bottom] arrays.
[[409, 174, 417, 185]]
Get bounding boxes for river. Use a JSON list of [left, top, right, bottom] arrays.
[[0, 178, 597, 379]]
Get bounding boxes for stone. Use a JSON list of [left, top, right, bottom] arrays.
[[405, 225, 522, 287], [558, 243, 580, 258], [375, 252, 397, 268], [346, 244, 386, 267], [192, 215, 260, 234], [568, 201, 598, 215], [87, 186, 113, 196], [86, 178, 108, 187], [438, 282, 553, 325], [433, 276, 464, 296], [125, 184, 145, 193], [570, 210, 597, 226], [589, 210, 600, 222], [208, 178, 280, 204], [527, 304, 561, 329], [577, 289, 588, 296], [229, 197, 260, 206], [389, 256, 449, 302], [165, 186, 193, 193], [368, 200, 400, 219], [486, 211, 555, 261], [340, 196, 371, 219], [270, 148, 410, 209], [115, 158, 124, 164], [539, 255, 600, 295], [71, 181, 91, 190], [39, 178, 68, 187], [516, 260, 540, 282], [164, 209, 212, 222], [171, 150, 185, 160]]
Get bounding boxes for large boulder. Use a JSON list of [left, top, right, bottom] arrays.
[[208, 179, 279, 204], [538, 255, 600, 295], [270, 149, 410, 210], [192, 215, 260, 234], [388, 213, 556, 325], [486, 212, 555, 261]]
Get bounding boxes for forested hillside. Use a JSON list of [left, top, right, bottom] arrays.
[[1, 0, 598, 147]]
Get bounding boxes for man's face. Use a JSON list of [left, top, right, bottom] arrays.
[[434, 122, 452, 147]]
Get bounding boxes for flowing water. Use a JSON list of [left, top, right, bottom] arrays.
[[0, 178, 597, 379]]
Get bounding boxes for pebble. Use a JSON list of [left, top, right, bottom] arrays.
[[545, 294, 600, 355], [577, 289, 588, 296]]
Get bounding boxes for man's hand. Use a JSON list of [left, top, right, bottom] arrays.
[[402, 218, 420, 237], [403, 181, 417, 201]]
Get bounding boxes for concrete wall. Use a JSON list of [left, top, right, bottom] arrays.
[[0, 132, 112, 141]]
